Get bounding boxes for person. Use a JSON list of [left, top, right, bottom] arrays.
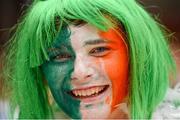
[[3, 0, 176, 119]]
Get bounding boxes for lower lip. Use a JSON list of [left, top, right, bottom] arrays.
[[69, 85, 110, 103]]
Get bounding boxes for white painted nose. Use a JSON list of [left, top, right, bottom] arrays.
[[71, 54, 94, 83]]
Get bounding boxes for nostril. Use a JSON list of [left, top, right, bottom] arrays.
[[71, 76, 77, 81], [71, 74, 92, 81], [71, 75, 92, 81], [86, 74, 92, 78]]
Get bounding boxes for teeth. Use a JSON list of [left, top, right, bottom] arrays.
[[72, 86, 105, 97], [79, 92, 81, 96], [87, 91, 91, 96], [74, 91, 77, 96], [82, 90, 86, 96], [95, 88, 99, 93], [99, 87, 103, 91]]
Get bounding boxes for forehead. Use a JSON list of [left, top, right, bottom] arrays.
[[69, 24, 98, 34], [68, 24, 125, 49], [69, 24, 101, 50], [69, 24, 99, 42], [51, 23, 125, 51]]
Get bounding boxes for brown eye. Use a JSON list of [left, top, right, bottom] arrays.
[[89, 47, 110, 57], [54, 54, 71, 62]]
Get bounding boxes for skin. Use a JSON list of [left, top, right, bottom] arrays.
[[42, 24, 129, 119], [99, 29, 129, 108], [42, 26, 81, 118]]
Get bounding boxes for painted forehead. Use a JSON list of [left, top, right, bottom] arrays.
[[43, 23, 128, 118], [50, 23, 125, 50]]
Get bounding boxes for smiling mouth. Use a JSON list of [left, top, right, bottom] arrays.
[[69, 85, 109, 99]]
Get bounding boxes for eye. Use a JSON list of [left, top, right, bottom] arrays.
[[89, 47, 110, 57], [53, 53, 72, 62]]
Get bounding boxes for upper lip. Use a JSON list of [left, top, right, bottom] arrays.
[[68, 85, 109, 98], [70, 84, 110, 90]]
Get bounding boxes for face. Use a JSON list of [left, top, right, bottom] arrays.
[[42, 24, 129, 119]]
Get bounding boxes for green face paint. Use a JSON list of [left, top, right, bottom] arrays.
[[41, 26, 81, 118], [42, 24, 124, 119]]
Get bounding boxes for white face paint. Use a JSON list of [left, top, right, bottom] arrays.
[[44, 23, 128, 119], [69, 24, 113, 118]]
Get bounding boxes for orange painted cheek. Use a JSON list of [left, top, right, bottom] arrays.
[[99, 29, 129, 109], [106, 51, 129, 108]]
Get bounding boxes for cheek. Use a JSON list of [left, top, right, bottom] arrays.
[[105, 50, 129, 107], [91, 48, 128, 108], [42, 62, 81, 118], [99, 29, 129, 108], [42, 63, 70, 89]]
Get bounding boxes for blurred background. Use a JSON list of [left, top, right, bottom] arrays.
[[0, 0, 180, 118]]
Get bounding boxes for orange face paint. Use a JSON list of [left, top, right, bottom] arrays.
[[66, 24, 128, 118], [99, 29, 129, 109]]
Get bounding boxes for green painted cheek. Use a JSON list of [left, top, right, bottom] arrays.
[[41, 26, 81, 118], [42, 61, 81, 118]]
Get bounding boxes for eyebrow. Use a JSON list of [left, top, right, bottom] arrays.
[[48, 45, 69, 52], [83, 39, 111, 46]]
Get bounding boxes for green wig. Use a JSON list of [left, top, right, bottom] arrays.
[[4, 0, 175, 119]]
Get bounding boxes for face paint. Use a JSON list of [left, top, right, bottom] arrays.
[[69, 24, 112, 119], [42, 24, 128, 119], [99, 29, 129, 109], [69, 24, 128, 118], [41, 26, 81, 118]]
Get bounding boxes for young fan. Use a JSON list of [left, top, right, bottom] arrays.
[[4, 0, 176, 119]]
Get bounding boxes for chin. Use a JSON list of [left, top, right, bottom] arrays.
[[80, 104, 111, 119], [67, 84, 113, 119]]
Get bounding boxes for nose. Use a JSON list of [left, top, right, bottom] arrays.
[[71, 55, 93, 82]]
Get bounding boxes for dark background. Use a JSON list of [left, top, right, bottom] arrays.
[[0, 0, 180, 85], [0, 0, 180, 45]]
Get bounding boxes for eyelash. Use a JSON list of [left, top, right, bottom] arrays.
[[49, 46, 110, 62], [52, 53, 72, 62], [89, 46, 110, 57]]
